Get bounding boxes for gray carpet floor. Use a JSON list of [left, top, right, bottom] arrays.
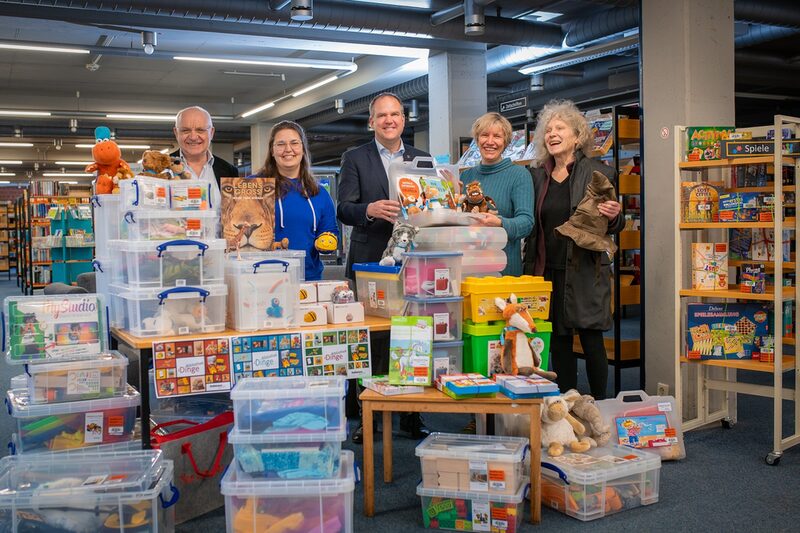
[[0, 276, 797, 532]]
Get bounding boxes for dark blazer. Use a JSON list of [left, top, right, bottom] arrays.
[[171, 150, 239, 186], [337, 140, 430, 280]]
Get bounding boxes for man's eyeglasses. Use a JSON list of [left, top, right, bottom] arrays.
[[177, 127, 211, 136], [273, 140, 303, 152]]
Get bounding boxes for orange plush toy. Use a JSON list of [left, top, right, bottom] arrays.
[[85, 126, 133, 194]]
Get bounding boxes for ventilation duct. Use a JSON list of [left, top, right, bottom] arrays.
[[564, 6, 639, 47], [734, 24, 798, 47], [735, 0, 800, 30]]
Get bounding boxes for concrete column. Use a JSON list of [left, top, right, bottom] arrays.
[[250, 122, 275, 174], [428, 50, 487, 163], [642, 0, 734, 394], [413, 129, 430, 155]]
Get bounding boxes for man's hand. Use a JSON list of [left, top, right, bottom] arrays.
[[367, 199, 401, 222], [598, 200, 622, 220]]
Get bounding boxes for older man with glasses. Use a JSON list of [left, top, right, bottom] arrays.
[[172, 106, 239, 206]]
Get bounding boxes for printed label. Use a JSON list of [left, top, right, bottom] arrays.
[[186, 218, 202, 237], [658, 401, 673, 412], [433, 312, 450, 340], [469, 460, 489, 492], [84, 412, 104, 444], [488, 468, 507, 491], [176, 356, 205, 377], [471, 500, 490, 532], [433, 268, 450, 296], [487, 340, 502, 375], [108, 415, 124, 436], [67, 369, 101, 395], [368, 281, 378, 309]]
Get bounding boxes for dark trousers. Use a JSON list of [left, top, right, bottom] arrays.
[[551, 329, 609, 400]]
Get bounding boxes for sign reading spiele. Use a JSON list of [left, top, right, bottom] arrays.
[[152, 337, 232, 398]]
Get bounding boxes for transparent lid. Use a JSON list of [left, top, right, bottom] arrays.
[[230, 376, 345, 401], [402, 250, 463, 258], [228, 427, 346, 445], [116, 283, 228, 300], [7, 384, 140, 418], [221, 450, 354, 496], [432, 340, 464, 349], [404, 295, 464, 304], [416, 477, 529, 504], [110, 238, 226, 252], [123, 208, 218, 220], [9, 433, 143, 457], [25, 350, 128, 375], [415, 432, 529, 463], [541, 444, 662, 484]]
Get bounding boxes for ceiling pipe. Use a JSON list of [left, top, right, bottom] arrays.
[[734, 24, 798, 47], [431, 1, 496, 31], [735, 0, 800, 30], [463, 1, 486, 37], [564, 6, 639, 47], [268, 0, 291, 10]]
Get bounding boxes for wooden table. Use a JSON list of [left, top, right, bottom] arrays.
[[110, 316, 391, 448], [360, 388, 543, 524]]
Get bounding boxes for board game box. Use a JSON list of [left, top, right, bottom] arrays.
[[686, 303, 772, 360]]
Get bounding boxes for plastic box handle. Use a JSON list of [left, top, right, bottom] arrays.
[[616, 390, 651, 402], [207, 183, 213, 209], [124, 211, 136, 224], [1, 311, 5, 352], [156, 239, 208, 257], [131, 179, 140, 206], [7, 440, 14, 456], [158, 286, 210, 304], [541, 462, 570, 484], [408, 156, 436, 169], [353, 459, 362, 485], [92, 259, 104, 273], [90, 195, 101, 208], [252, 259, 289, 273], [159, 484, 180, 508]]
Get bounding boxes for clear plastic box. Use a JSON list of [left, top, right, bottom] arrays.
[[91, 193, 121, 254], [236, 250, 306, 281], [0, 450, 176, 533], [117, 283, 227, 337], [352, 262, 404, 318], [461, 249, 507, 276], [25, 350, 128, 404], [170, 180, 213, 210], [93, 257, 128, 330], [404, 296, 464, 341], [9, 433, 142, 456], [149, 369, 231, 425], [432, 340, 463, 382], [402, 251, 463, 298], [3, 294, 107, 364], [416, 478, 528, 532], [416, 433, 529, 496], [414, 226, 508, 251], [6, 385, 141, 453], [121, 208, 218, 241], [231, 376, 346, 436], [111, 238, 226, 288], [225, 256, 300, 331], [541, 445, 661, 521], [120, 175, 170, 210], [222, 450, 354, 533], [228, 428, 345, 479]]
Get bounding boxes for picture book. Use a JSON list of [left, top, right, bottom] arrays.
[[302, 327, 371, 378], [231, 332, 304, 382], [393, 170, 459, 219], [152, 337, 232, 397], [6, 295, 104, 363], [686, 302, 772, 360], [361, 375, 424, 396], [588, 113, 614, 155], [615, 415, 678, 449], [220, 177, 276, 253], [389, 316, 433, 386]]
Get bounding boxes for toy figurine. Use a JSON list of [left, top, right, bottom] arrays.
[[85, 126, 134, 194], [314, 231, 338, 253], [495, 294, 557, 380], [267, 298, 284, 318], [331, 285, 355, 304], [379, 222, 418, 266], [461, 180, 498, 213]]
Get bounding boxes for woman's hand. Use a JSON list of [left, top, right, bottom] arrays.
[[474, 212, 502, 227], [598, 200, 621, 220]]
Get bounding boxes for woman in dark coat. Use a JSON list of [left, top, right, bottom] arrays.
[[522, 100, 624, 400]]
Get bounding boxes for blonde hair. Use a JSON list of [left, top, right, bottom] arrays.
[[532, 99, 593, 167], [471, 112, 512, 148]]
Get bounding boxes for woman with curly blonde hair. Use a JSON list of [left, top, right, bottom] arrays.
[[522, 100, 623, 400]]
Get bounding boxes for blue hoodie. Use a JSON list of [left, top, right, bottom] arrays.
[[275, 179, 339, 281]]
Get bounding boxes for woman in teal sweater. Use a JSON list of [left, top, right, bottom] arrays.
[[461, 112, 534, 276]]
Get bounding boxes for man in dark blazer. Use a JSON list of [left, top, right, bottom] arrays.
[[337, 93, 430, 281], [337, 92, 430, 443]]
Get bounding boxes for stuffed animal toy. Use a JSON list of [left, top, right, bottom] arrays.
[[169, 157, 192, 179], [314, 231, 338, 253], [85, 126, 133, 194], [461, 180, 498, 214], [379, 222, 418, 266], [272, 237, 290, 250], [140, 150, 173, 179], [331, 285, 355, 304], [494, 294, 557, 380], [569, 391, 612, 447], [401, 192, 422, 216], [541, 390, 594, 456]]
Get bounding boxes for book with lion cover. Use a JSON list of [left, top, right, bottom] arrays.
[[220, 177, 276, 252]]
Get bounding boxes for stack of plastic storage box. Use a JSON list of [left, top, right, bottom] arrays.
[[101, 176, 227, 338], [0, 449, 178, 532], [222, 376, 355, 533], [415, 432, 530, 532], [2, 294, 141, 455]]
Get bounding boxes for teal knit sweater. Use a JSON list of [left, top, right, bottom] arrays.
[[461, 158, 534, 276]]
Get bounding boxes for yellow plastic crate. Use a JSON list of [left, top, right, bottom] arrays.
[[461, 275, 552, 323]]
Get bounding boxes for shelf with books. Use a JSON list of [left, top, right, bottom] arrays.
[[679, 155, 796, 170], [678, 285, 794, 301], [679, 356, 795, 373]]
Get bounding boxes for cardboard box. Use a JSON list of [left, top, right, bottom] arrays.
[[325, 302, 365, 324], [739, 263, 766, 294], [296, 303, 327, 326], [316, 280, 349, 302], [686, 303, 772, 360], [298, 282, 317, 303], [681, 182, 720, 223], [685, 126, 735, 161], [691, 243, 728, 290]]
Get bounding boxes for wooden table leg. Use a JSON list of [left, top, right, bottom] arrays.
[[383, 410, 393, 483], [363, 402, 375, 517], [529, 404, 541, 524]]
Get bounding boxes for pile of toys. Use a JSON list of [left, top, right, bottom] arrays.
[[221, 376, 355, 532], [415, 432, 530, 532]]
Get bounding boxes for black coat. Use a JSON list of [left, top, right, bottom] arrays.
[[337, 141, 430, 280], [522, 152, 624, 331], [170, 150, 239, 186]]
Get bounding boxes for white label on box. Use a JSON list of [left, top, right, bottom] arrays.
[[175, 279, 186, 287], [67, 369, 101, 395], [434, 268, 451, 296], [368, 281, 378, 309], [84, 412, 104, 444], [491, 519, 508, 532], [658, 402, 672, 412], [176, 356, 205, 377], [433, 312, 450, 340], [469, 460, 489, 492], [178, 326, 189, 335], [471, 500, 490, 532], [486, 340, 502, 375], [82, 475, 107, 486], [252, 351, 278, 371]]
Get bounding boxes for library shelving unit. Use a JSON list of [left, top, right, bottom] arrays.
[[0, 201, 13, 279], [673, 115, 799, 465], [14, 196, 24, 288], [48, 202, 94, 285]]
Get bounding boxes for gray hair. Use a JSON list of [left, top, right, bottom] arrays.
[[532, 99, 593, 167], [175, 106, 213, 128]]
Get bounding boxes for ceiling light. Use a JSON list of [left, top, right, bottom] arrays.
[[106, 113, 175, 121], [55, 161, 93, 166], [0, 180, 10, 183], [141, 31, 157, 55], [13, 128, 22, 138], [240, 102, 276, 119], [530, 74, 544, 91], [69, 118, 78, 133], [0, 173, 14, 177], [75, 144, 150, 149], [524, 11, 562, 22], [292, 75, 338, 98], [334, 99, 345, 115], [174, 55, 356, 71], [0, 110, 51, 117], [42, 172, 92, 177], [60, 181, 79, 184], [0, 42, 89, 55], [408, 99, 419, 122], [290, 0, 313, 21], [518, 36, 639, 76], [0, 161, 22, 165], [0, 142, 33, 147]]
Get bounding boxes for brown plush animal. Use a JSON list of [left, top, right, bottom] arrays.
[[141, 150, 172, 179], [461, 181, 498, 213], [170, 158, 192, 180], [569, 392, 612, 447]]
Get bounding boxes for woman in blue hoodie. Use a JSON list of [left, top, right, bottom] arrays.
[[251, 120, 338, 281]]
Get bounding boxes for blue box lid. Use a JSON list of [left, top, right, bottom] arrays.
[[352, 262, 402, 274], [404, 295, 464, 304]]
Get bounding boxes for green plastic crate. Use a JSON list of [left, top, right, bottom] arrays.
[[462, 319, 551, 376]]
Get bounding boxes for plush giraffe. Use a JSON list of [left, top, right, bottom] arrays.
[[495, 294, 558, 381]]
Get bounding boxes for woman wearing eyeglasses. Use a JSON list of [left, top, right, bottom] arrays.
[[250, 120, 339, 281]]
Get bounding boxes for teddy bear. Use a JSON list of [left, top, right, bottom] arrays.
[[541, 390, 594, 456], [460, 180, 498, 213], [140, 150, 173, 179], [170, 157, 192, 180], [569, 391, 612, 448]]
